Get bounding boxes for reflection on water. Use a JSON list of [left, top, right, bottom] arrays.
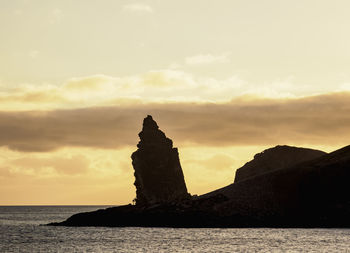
[[1, 206, 349, 252]]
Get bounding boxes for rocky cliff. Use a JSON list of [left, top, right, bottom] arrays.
[[234, 145, 326, 183], [131, 115, 189, 206]]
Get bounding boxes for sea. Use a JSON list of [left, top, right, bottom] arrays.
[[0, 206, 349, 252]]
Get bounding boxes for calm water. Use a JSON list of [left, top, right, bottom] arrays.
[[0, 206, 349, 252]]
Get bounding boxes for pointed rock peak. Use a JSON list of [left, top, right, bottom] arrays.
[[138, 115, 172, 149], [142, 115, 159, 131], [132, 115, 189, 206]]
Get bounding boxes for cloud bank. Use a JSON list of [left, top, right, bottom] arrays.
[[0, 92, 349, 152]]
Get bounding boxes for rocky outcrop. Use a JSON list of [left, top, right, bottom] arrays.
[[198, 144, 350, 227], [131, 115, 189, 206], [234, 145, 326, 183], [48, 116, 350, 228]]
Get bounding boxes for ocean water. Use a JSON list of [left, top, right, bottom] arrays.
[[0, 206, 349, 252]]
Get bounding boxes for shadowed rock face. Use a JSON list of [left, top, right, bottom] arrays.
[[131, 115, 189, 206], [234, 145, 326, 183]]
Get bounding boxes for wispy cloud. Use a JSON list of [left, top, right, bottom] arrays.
[[2, 70, 350, 111], [0, 71, 244, 110], [122, 3, 154, 13]]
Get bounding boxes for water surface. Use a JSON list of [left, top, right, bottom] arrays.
[[0, 206, 349, 252]]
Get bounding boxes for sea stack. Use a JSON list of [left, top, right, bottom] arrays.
[[131, 115, 189, 206]]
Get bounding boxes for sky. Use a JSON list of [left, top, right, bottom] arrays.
[[1, 0, 350, 205]]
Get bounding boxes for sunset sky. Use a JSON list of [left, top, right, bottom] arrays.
[[1, 0, 350, 205]]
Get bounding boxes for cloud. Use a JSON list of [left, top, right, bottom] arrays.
[[0, 90, 65, 104], [3, 70, 350, 111], [141, 70, 196, 87], [0, 92, 349, 152], [0, 71, 245, 110], [63, 75, 117, 91], [185, 53, 230, 65], [122, 3, 153, 13]]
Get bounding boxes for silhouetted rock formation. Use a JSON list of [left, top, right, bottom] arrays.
[[234, 145, 326, 183], [131, 115, 189, 205], [199, 145, 350, 227], [48, 116, 350, 228]]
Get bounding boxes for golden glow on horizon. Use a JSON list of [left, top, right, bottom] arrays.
[[0, 144, 340, 205]]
